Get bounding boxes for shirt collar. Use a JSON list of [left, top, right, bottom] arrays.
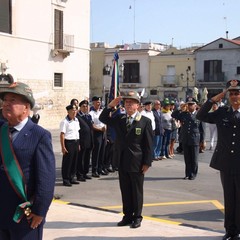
[[13, 117, 28, 132]]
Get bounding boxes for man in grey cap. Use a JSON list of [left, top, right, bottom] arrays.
[[0, 82, 55, 239], [99, 91, 153, 229], [197, 79, 240, 240]]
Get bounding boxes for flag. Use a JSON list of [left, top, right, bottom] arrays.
[[108, 52, 120, 103]]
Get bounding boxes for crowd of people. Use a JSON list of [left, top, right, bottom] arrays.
[[1, 78, 240, 239], [59, 93, 220, 186]]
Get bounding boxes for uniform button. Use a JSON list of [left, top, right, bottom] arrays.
[[234, 125, 237, 128], [231, 150, 234, 153], [233, 133, 236, 136], [232, 142, 235, 145]]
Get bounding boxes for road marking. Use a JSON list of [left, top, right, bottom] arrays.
[[100, 200, 224, 226]]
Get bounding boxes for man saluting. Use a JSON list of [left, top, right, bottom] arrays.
[[99, 91, 153, 229], [197, 79, 240, 240]]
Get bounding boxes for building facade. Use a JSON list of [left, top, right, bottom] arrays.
[[0, 0, 90, 128], [195, 37, 240, 98], [90, 42, 196, 104]]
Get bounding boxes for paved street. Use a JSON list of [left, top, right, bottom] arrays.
[[50, 128, 224, 235]]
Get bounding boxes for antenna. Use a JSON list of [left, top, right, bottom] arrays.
[[133, 0, 136, 43]]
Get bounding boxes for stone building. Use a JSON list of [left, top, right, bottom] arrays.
[[0, 0, 90, 129]]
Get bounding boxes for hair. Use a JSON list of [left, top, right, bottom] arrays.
[[70, 98, 79, 105]]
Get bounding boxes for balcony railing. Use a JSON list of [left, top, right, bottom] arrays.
[[203, 72, 225, 82], [161, 75, 179, 87]]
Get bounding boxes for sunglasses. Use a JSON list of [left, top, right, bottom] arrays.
[[229, 92, 240, 96]]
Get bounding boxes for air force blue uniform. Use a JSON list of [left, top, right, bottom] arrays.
[[197, 100, 240, 236]]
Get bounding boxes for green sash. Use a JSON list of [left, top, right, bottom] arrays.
[[0, 124, 32, 223]]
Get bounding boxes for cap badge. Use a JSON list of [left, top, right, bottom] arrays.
[[230, 80, 238, 87], [128, 91, 134, 96]]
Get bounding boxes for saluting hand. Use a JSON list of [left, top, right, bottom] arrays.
[[108, 96, 122, 108], [211, 90, 227, 103]]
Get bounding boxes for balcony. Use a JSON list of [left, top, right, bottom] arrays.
[[52, 34, 74, 58], [196, 72, 226, 88], [161, 75, 179, 87], [203, 72, 225, 82]]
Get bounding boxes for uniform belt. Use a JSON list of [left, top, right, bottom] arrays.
[[65, 139, 79, 142]]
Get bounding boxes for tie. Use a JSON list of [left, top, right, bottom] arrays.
[[9, 127, 17, 141], [233, 110, 240, 122], [126, 116, 132, 131]]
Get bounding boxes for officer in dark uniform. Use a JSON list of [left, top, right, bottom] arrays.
[[99, 91, 153, 229], [197, 79, 240, 240], [172, 97, 203, 180]]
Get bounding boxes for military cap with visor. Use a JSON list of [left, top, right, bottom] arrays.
[[226, 79, 240, 91], [186, 97, 198, 104], [122, 91, 140, 103], [0, 82, 35, 109], [66, 105, 77, 111], [79, 100, 89, 107]]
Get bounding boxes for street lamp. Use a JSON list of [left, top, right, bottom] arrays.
[[180, 69, 195, 99], [186, 69, 190, 98], [104, 64, 112, 75]]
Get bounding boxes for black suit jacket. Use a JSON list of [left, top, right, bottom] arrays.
[[99, 108, 153, 172], [197, 100, 240, 174], [172, 110, 202, 146]]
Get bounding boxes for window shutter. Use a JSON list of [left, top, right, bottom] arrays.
[[54, 9, 63, 49], [0, 0, 11, 34]]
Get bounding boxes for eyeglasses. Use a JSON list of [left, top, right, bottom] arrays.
[[229, 92, 240, 96]]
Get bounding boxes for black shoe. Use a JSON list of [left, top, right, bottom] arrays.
[[63, 181, 72, 187], [117, 217, 132, 226], [232, 234, 240, 240], [84, 174, 92, 180], [131, 218, 142, 228], [77, 176, 86, 182], [223, 233, 240, 240], [222, 233, 234, 240], [106, 168, 115, 173], [189, 176, 196, 180], [92, 172, 100, 178], [183, 176, 189, 180], [98, 170, 108, 175], [70, 180, 80, 184]]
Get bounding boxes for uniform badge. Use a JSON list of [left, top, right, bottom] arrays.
[[135, 128, 141, 135]]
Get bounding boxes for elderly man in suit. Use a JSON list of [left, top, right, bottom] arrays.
[[197, 79, 240, 240], [99, 91, 153, 229], [0, 82, 55, 240]]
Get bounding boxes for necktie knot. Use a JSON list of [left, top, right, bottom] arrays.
[[9, 127, 17, 141], [126, 116, 132, 131]]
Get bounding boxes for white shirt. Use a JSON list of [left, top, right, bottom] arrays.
[[60, 116, 80, 140], [141, 110, 156, 130], [89, 108, 106, 129]]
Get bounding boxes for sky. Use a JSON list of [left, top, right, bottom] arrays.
[[90, 0, 240, 48]]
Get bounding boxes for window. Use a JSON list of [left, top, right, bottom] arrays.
[[219, 43, 223, 48], [0, 0, 11, 34], [150, 89, 157, 95], [54, 73, 63, 87], [123, 61, 140, 83], [54, 9, 63, 49], [237, 67, 240, 75], [204, 60, 223, 82]]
